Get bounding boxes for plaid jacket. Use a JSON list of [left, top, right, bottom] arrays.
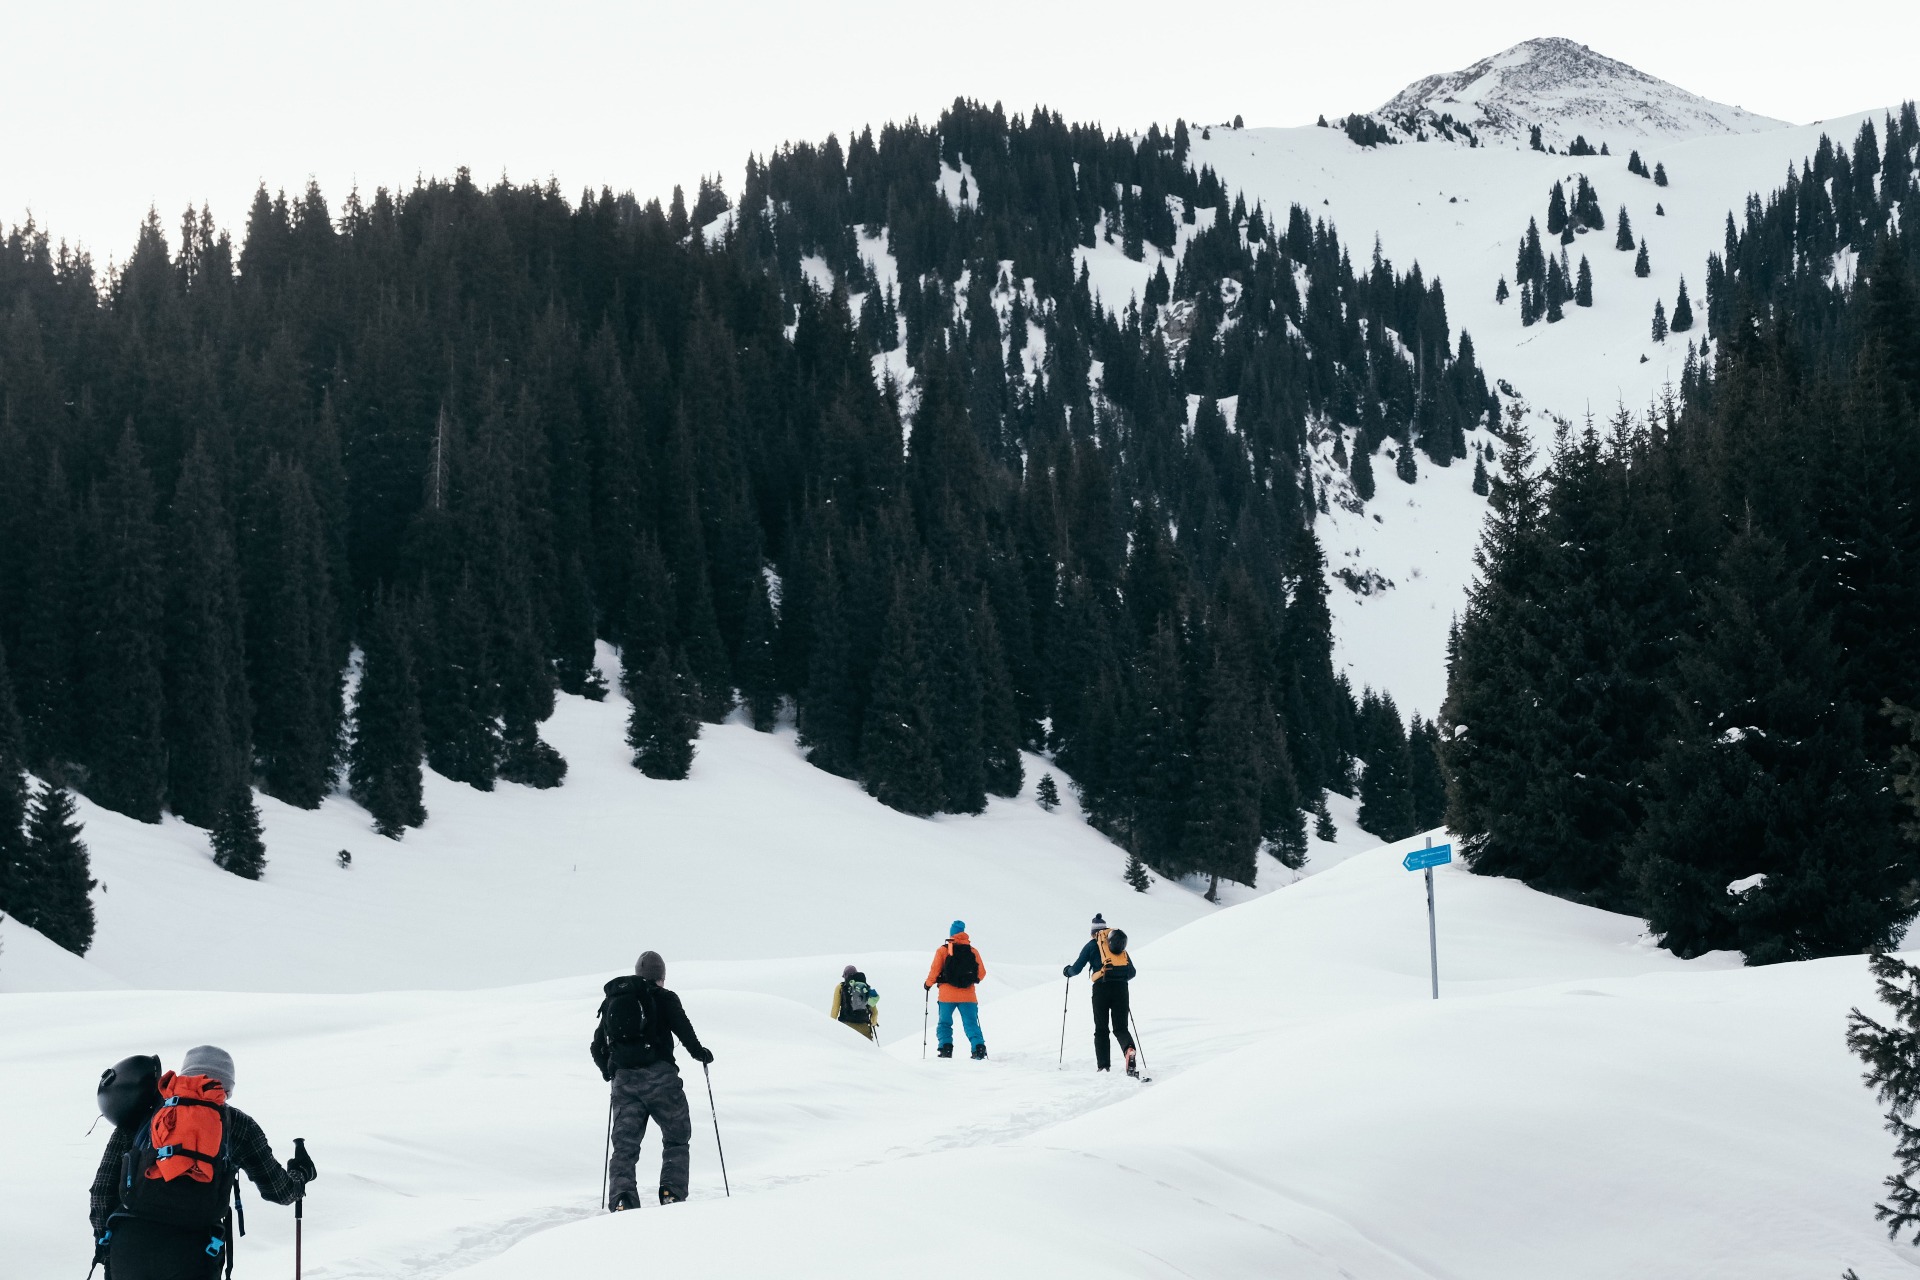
[[90, 1106, 301, 1239]]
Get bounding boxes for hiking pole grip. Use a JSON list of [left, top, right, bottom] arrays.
[[702, 1063, 731, 1198]]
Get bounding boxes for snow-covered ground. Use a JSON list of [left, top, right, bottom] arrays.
[[1191, 103, 1891, 716], [9, 817, 1902, 1278]]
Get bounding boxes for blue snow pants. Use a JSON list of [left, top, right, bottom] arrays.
[[936, 1000, 983, 1049]]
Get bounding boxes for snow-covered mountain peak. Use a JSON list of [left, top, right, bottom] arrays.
[[1378, 36, 1789, 149]]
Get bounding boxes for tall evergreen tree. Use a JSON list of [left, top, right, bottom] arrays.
[[859, 583, 944, 816], [0, 641, 28, 921], [79, 433, 168, 822], [210, 785, 267, 880], [20, 781, 94, 955], [1182, 649, 1263, 899], [627, 647, 700, 780], [349, 592, 428, 838]]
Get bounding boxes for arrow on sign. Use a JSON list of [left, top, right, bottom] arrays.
[[1403, 843, 1453, 872]]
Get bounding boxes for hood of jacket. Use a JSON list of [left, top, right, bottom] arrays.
[[948, 931, 972, 946]]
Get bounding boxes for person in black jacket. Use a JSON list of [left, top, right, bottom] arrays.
[[591, 951, 713, 1210], [90, 1045, 315, 1280], [1063, 915, 1139, 1076]]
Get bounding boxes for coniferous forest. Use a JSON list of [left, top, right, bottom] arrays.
[[0, 100, 1494, 938], [1445, 106, 1920, 964]]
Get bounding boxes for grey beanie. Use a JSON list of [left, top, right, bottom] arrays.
[[843, 964, 859, 979], [635, 951, 666, 982], [181, 1045, 235, 1096]]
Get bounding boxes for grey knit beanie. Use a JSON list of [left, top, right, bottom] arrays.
[[636, 951, 666, 982], [181, 1045, 236, 1096]]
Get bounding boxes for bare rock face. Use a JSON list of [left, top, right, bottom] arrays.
[[1375, 37, 1788, 150]]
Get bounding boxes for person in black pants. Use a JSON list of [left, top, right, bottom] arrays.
[[1063, 914, 1138, 1076]]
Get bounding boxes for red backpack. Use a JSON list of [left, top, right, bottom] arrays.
[[110, 1072, 245, 1269]]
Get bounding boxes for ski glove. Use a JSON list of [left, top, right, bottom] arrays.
[[690, 1047, 714, 1065], [287, 1149, 318, 1185], [1062, 965, 1074, 977], [94, 1237, 111, 1266]]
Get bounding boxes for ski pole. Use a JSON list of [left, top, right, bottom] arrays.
[[701, 1062, 731, 1198], [921, 987, 930, 1060], [1057, 978, 1070, 1066], [1128, 1009, 1148, 1076], [600, 1086, 614, 1212], [292, 1138, 307, 1280]]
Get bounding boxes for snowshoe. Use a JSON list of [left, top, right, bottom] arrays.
[[1125, 1049, 1140, 1079], [937, 1043, 954, 1059], [659, 1188, 682, 1206], [970, 1043, 988, 1060], [610, 1191, 639, 1212]]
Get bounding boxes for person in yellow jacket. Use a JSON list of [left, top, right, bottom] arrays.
[[924, 921, 987, 1059], [1063, 913, 1138, 1075], [830, 964, 880, 1040]]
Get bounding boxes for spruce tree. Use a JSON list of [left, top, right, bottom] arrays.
[[1124, 849, 1151, 892], [1670, 277, 1694, 331], [1846, 951, 1920, 1242], [348, 592, 428, 838], [1575, 256, 1594, 308], [737, 571, 782, 732], [1651, 298, 1668, 342], [1635, 238, 1650, 277], [1547, 182, 1568, 236], [1036, 772, 1061, 811], [1183, 652, 1263, 900], [1653, 162, 1669, 186], [1350, 435, 1377, 500], [210, 785, 268, 880], [1472, 453, 1490, 496], [498, 713, 568, 788], [0, 641, 28, 921], [1394, 439, 1418, 484], [21, 782, 94, 955], [860, 583, 944, 816], [923, 578, 987, 814], [1615, 207, 1634, 251], [1408, 715, 1448, 830], [976, 605, 1024, 799], [628, 647, 699, 780], [162, 442, 252, 830], [1314, 799, 1337, 843], [1495, 276, 1509, 305], [80, 432, 168, 822]]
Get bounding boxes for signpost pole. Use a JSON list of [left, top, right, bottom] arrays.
[[1402, 837, 1451, 1001]]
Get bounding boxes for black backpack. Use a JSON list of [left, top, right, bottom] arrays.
[[110, 1081, 246, 1273], [939, 943, 980, 989], [597, 976, 659, 1070], [840, 979, 872, 1024]]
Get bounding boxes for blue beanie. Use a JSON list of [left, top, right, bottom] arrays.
[[950, 919, 966, 936]]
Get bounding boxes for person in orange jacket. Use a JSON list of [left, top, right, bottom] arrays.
[[924, 920, 988, 1059]]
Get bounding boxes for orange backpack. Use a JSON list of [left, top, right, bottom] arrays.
[[112, 1071, 243, 1258], [146, 1072, 228, 1182]]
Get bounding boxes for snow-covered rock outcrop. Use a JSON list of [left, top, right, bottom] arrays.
[[1378, 36, 1789, 149]]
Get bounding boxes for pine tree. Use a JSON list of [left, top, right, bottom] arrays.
[[628, 647, 699, 780], [1546, 182, 1568, 235], [1635, 238, 1650, 277], [1350, 435, 1377, 500], [859, 584, 944, 816], [1575, 256, 1594, 308], [1495, 276, 1509, 305], [1124, 849, 1151, 892], [162, 442, 252, 830], [1615, 207, 1634, 251], [976, 605, 1024, 799], [0, 641, 28, 921], [1653, 162, 1669, 187], [1408, 715, 1448, 830], [21, 781, 94, 955], [498, 712, 568, 788], [348, 592, 427, 838], [1846, 951, 1920, 1242], [1394, 439, 1418, 484], [1651, 298, 1668, 341], [1670, 277, 1694, 331], [1183, 651, 1263, 900], [1314, 799, 1337, 842], [1356, 693, 1416, 840], [1627, 149, 1647, 177], [209, 785, 267, 880], [1036, 772, 1061, 811], [737, 571, 782, 732], [80, 432, 168, 822], [1472, 453, 1490, 496]]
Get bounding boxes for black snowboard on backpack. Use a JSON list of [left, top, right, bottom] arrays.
[[939, 943, 980, 989]]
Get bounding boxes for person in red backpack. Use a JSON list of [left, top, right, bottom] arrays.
[[90, 1046, 315, 1280], [923, 921, 988, 1059]]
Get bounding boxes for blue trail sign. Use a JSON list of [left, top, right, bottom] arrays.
[[1405, 837, 1449, 998], [1402, 843, 1453, 872]]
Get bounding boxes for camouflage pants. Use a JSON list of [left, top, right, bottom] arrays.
[[608, 1060, 692, 1205]]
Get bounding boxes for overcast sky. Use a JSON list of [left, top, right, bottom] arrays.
[[4, 0, 1915, 261]]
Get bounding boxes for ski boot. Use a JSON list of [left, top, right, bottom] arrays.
[[610, 1190, 639, 1212], [1125, 1047, 1140, 1079], [971, 1043, 988, 1060], [659, 1187, 682, 1206], [937, 1042, 954, 1058]]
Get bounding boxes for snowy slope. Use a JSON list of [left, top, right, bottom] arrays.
[[1193, 103, 1891, 717], [11, 832, 1903, 1279], [1379, 37, 1788, 149]]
